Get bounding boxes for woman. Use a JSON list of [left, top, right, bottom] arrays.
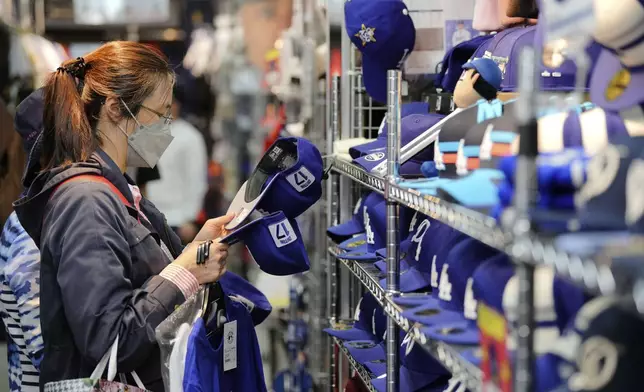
[[13, 41, 232, 391]]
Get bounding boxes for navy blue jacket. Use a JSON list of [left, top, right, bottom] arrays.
[[14, 150, 185, 392]]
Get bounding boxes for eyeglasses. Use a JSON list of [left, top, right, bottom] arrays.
[[140, 104, 173, 125]]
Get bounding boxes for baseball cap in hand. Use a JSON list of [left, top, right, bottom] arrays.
[[219, 271, 272, 326], [221, 211, 309, 275], [226, 137, 322, 230], [352, 114, 445, 177], [324, 293, 386, 341], [463, 57, 503, 91], [344, 0, 415, 104], [418, 239, 505, 345]]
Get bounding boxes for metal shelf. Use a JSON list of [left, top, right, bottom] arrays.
[[329, 246, 484, 392], [331, 159, 623, 298], [333, 336, 378, 392]]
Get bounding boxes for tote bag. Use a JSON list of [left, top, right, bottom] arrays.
[[43, 336, 150, 392]]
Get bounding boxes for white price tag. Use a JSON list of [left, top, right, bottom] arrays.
[[223, 321, 237, 371]]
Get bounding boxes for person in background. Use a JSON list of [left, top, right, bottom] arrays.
[[12, 42, 232, 391], [146, 86, 209, 244], [0, 92, 43, 392]]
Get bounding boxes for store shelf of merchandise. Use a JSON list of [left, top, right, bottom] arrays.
[[328, 246, 484, 392], [333, 336, 378, 392], [331, 159, 621, 298]]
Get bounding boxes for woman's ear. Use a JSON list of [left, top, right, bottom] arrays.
[[103, 96, 125, 123]]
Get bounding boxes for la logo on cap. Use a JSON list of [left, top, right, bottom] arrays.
[[355, 24, 376, 46], [269, 219, 297, 248], [286, 166, 315, 192]]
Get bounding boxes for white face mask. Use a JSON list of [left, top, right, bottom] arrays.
[[118, 101, 174, 168]]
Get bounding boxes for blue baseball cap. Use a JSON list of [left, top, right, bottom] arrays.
[[344, 340, 387, 375], [502, 266, 587, 354], [324, 293, 384, 341], [349, 102, 433, 159], [326, 194, 368, 243], [351, 114, 446, 177], [403, 236, 504, 334], [373, 210, 425, 273], [463, 57, 503, 91], [378, 217, 456, 293], [225, 137, 323, 230], [344, 0, 416, 104], [438, 35, 495, 92], [337, 233, 369, 253], [369, 332, 450, 391], [219, 271, 273, 326], [343, 196, 387, 261], [221, 211, 309, 276], [577, 135, 644, 233]]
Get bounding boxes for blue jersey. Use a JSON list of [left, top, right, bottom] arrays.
[[0, 213, 43, 392], [183, 295, 267, 392]]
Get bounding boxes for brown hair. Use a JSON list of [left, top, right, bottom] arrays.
[[0, 98, 25, 226], [42, 41, 174, 170]]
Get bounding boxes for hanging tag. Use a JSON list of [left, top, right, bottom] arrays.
[[223, 321, 237, 371]]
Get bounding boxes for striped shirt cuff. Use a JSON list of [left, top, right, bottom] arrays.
[[160, 264, 200, 300]]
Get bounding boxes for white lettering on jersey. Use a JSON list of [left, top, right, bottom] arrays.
[[576, 144, 622, 208], [625, 158, 644, 225], [430, 255, 439, 288], [364, 206, 375, 244], [286, 166, 315, 192], [411, 219, 430, 261], [434, 137, 446, 171], [479, 124, 494, 161], [456, 139, 469, 176], [568, 336, 619, 392], [463, 278, 477, 320]]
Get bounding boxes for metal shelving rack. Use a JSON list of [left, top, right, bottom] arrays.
[[320, 5, 644, 392]]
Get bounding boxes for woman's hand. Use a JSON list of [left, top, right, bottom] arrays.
[[173, 240, 229, 285], [192, 213, 235, 243]]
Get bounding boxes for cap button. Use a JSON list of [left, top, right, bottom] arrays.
[[402, 9, 408, 15]]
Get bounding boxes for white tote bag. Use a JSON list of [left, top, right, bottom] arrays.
[[44, 335, 150, 392]]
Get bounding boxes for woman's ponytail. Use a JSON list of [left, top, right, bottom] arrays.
[[42, 58, 99, 170]]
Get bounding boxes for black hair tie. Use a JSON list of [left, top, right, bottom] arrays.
[[57, 57, 89, 81]]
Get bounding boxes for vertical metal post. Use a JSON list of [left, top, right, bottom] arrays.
[[513, 47, 540, 392], [328, 75, 342, 392], [385, 70, 402, 392]]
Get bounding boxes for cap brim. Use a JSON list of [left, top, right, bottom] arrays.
[[362, 57, 389, 104], [380, 266, 433, 293], [349, 139, 386, 159], [401, 300, 465, 326], [393, 294, 436, 308], [335, 138, 374, 155], [374, 258, 411, 273], [337, 234, 368, 252], [371, 366, 448, 392], [590, 49, 644, 111], [344, 340, 385, 368], [422, 321, 480, 345], [343, 250, 380, 261], [354, 155, 425, 178], [462, 62, 475, 70], [326, 218, 364, 242], [225, 177, 279, 230], [323, 326, 374, 341]]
